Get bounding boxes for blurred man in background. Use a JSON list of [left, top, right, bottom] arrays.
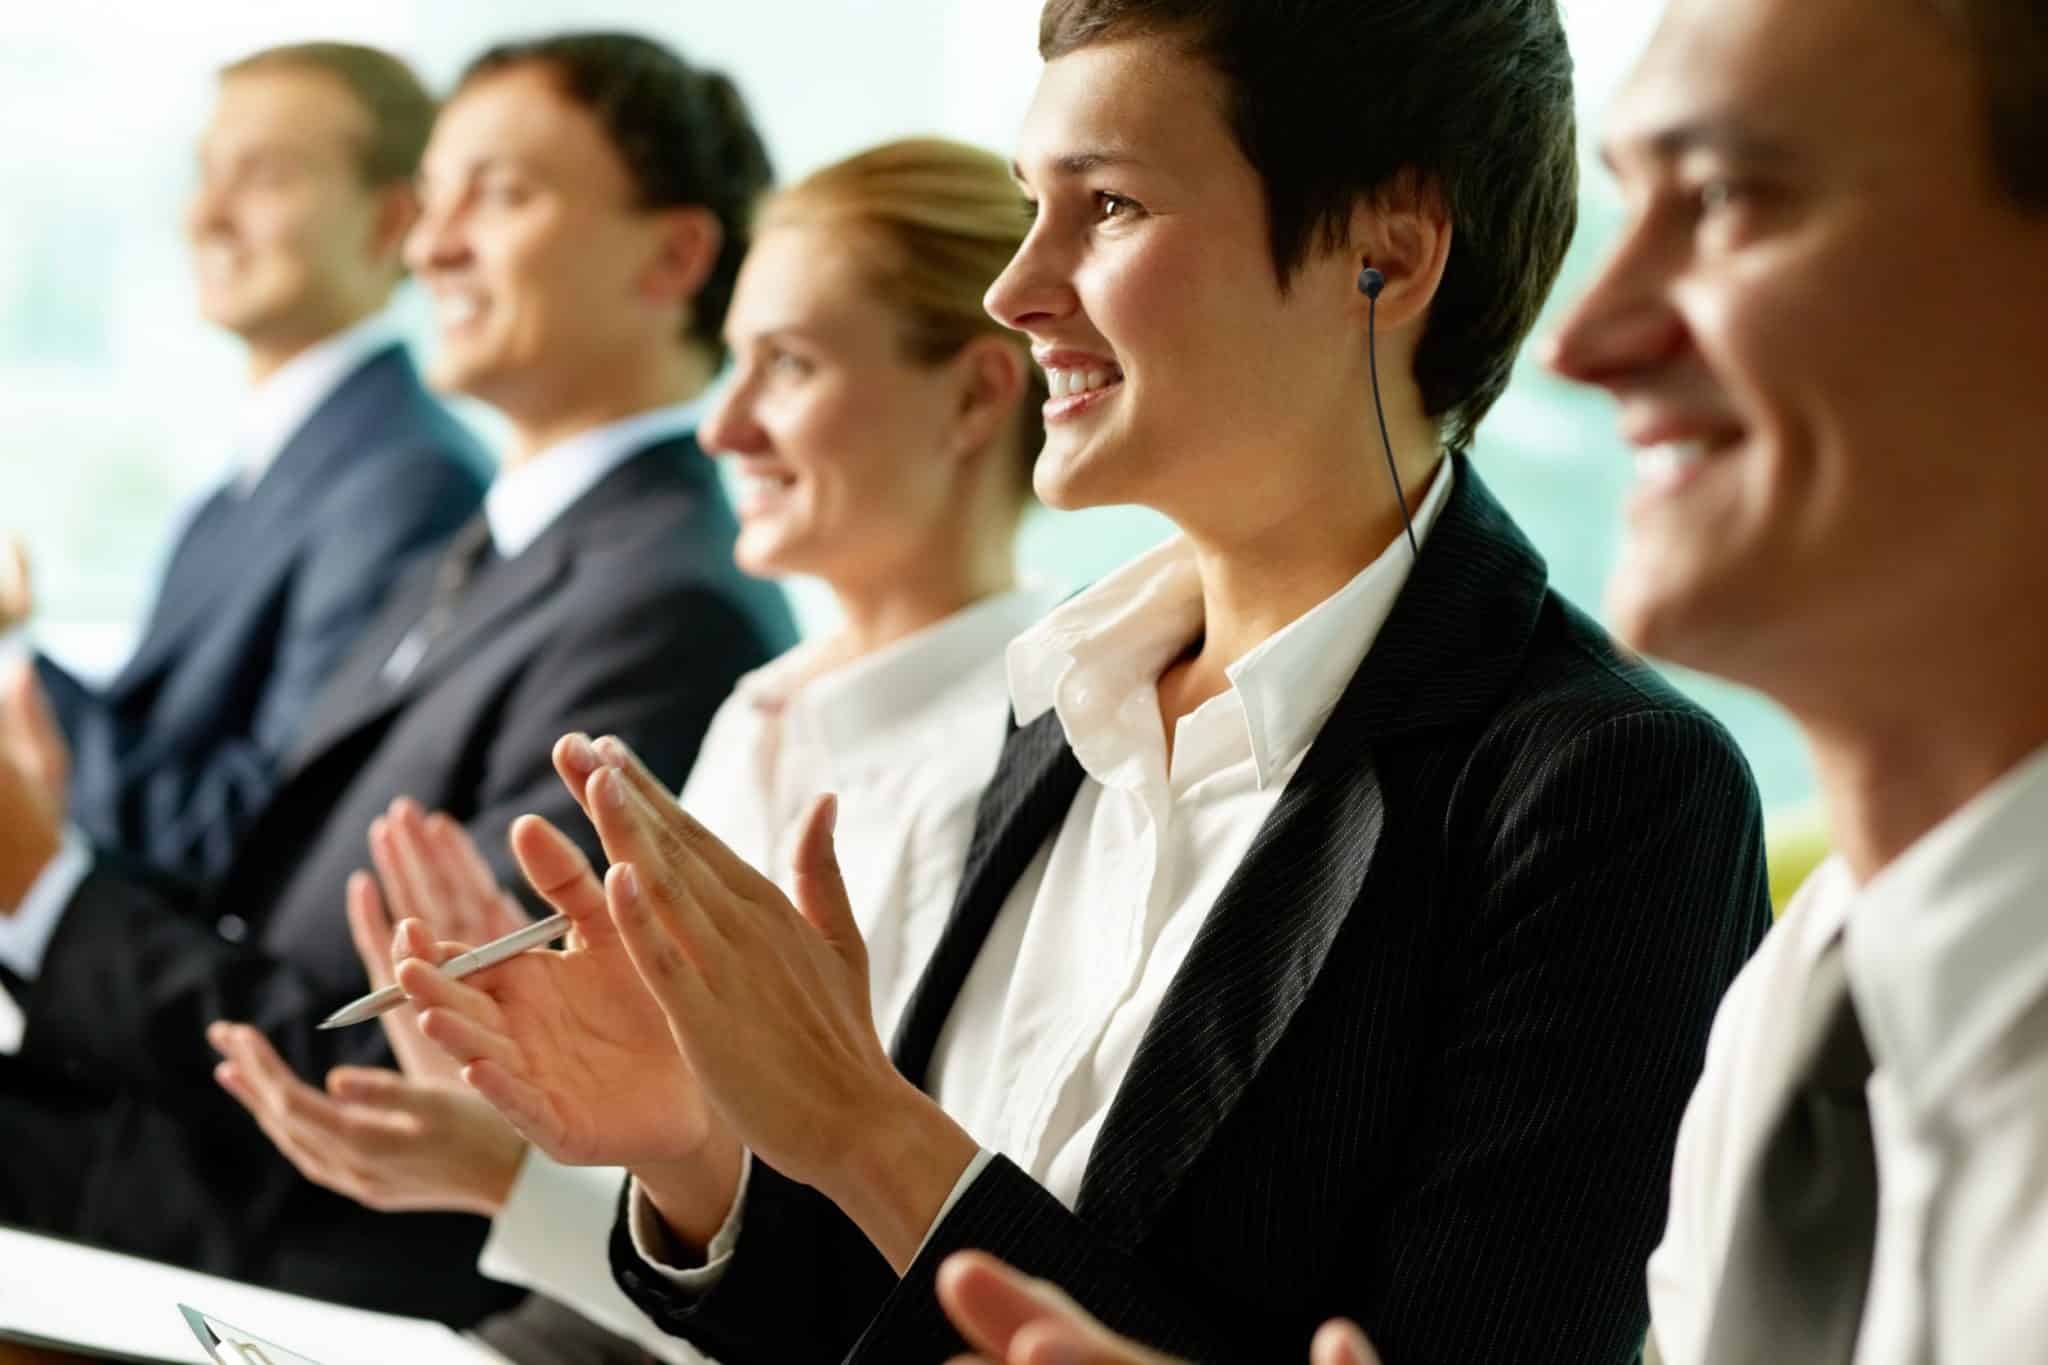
[[0, 43, 488, 882], [0, 31, 793, 1328]]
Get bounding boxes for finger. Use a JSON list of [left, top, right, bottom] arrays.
[[1311, 1321, 1381, 1365], [553, 732, 605, 820], [1, 537, 30, 621], [215, 1060, 335, 1183], [392, 918, 468, 968], [414, 999, 527, 1074], [212, 1025, 360, 1163], [789, 793, 865, 976], [388, 801, 465, 935], [595, 736, 766, 900], [6, 664, 66, 796], [606, 861, 721, 1039], [325, 1065, 425, 1109], [368, 815, 424, 925], [396, 952, 509, 1040], [509, 815, 618, 948], [429, 811, 527, 939], [463, 1057, 570, 1154], [586, 768, 740, 958], [936, 1252, 1103, 1360], [345, 872, 399, 990]]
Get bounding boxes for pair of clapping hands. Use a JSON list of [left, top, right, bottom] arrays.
[[211, 730, 954, 1260], [206, 730, 1383, 1365]]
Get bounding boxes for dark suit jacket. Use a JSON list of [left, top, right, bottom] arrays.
[[37, 344, 488, 881], [611, 454, 1773, 1364], [4, 437, 795, 1324]]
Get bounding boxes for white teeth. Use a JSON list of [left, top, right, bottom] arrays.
[[1636, 441, 1710, 492], [1044, 367, 1120, 400], [436, 295, 483, 327]]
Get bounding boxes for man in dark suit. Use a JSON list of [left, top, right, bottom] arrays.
[[3, 43, 488, 881], [0, 33, 793, 1327], [392, 3, 1772, 1361]]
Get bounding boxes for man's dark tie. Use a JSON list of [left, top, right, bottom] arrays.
[[1695, 939, 1879, 1364], [380, 514, 498, 686]]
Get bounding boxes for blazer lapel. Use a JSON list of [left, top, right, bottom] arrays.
[[1076, 453, 1553, 1241], [108, 347, 416, 698], [891, 709, 1085, 1089]]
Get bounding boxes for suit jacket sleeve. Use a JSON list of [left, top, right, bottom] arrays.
[[16, 580, 772, 1107], [612, 706, 1770, 1365], [129, 446, 482, 879]]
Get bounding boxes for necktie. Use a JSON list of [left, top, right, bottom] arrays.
[[1697, 939, 1879, 1364], [380, 516, 498, 686]]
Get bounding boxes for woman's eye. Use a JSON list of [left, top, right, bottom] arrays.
[[1095, 191, 1140, 222], [768, 348, 812, 378]]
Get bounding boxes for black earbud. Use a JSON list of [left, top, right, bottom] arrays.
[[1358, 262, 1419, 559]]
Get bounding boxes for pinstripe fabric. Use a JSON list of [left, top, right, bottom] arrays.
[[612, 454, 1773, 1365]]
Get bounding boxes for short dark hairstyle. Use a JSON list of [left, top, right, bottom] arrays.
[[1930, 0, 2048, 211], [1039, 0, 1579, 451], [223, 42, 437, 187], [457, 33, 775, 360]]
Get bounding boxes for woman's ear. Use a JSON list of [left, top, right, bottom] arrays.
[[1347, 176, 1454, 331], [640, 205, 723, 309], [948, 334, 1028, 466]]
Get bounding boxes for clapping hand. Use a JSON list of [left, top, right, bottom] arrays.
[[937, 1252, 1383, 1365], [556, 733, 977, 1272], [0, 659, 65, 912], [209, 801, 537, 1215]]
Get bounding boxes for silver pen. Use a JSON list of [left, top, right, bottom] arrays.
[[317, 911, 571, 1030]]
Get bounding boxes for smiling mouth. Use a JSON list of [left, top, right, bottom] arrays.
[[1042, 364, 1124, 420]]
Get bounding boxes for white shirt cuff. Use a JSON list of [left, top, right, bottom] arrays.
[[483, 1151, 711, 1363], [0, 823, 90, 982], [922, 1148, 996, 1255], [626, 1150, 754, 1291]]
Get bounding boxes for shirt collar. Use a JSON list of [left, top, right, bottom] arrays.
[[483, 397, 707, 558], [233, 310, 401, 492], [1007, 456, 1456, 790], [1841, 740, 2048, 1117], [748, 585, 1062, 782]]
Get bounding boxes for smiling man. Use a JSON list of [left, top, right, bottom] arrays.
[[2, 44, 486, 883], [0, 32, 792, 1325]]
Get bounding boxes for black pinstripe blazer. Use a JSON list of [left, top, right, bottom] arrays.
[[612, 454, 1773, 1364]]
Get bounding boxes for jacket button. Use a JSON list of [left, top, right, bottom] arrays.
[[216, 914, 249, 943]]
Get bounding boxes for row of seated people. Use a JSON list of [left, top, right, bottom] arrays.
[[5, 0, 2046, 1360]]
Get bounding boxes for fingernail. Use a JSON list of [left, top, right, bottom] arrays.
[[595, 735, 628, 766], [562, 733, 597, 774], [597, 767, 626, 811], [822, 792, 839, 836], [613, 863, 640, 904]]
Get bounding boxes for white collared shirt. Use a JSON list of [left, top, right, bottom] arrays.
[[483, 400, 705, 558], [627, 459, 1455, 1288], [231, 310, 403, 492], [930, 458, 1454, 1206], [485, 585, 1060, 1361], [1650, 741, 2048, 1365]]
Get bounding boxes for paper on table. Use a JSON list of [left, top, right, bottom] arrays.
[[0, 1226, 503, 1365]]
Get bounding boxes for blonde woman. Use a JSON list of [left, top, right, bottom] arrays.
[[210, 138, 1056, 1358]]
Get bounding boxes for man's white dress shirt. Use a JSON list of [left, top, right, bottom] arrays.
[[482, 585, 1058, 1362], [1650, 741, 2048, 1365], [631, 460, 1456, 1288], [0, 402, 702, 1029]]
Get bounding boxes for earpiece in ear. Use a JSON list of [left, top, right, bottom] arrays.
[[1356, 265, 1386, 300]]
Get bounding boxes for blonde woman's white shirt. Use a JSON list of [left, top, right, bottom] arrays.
[[477, 585, 1060, 1362], [1649, 741, 2048, 1365]]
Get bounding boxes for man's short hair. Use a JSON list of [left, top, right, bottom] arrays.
[[222, 42, 437, 187], [457, 32, 775, 362], [1039, 0, 1579, 452], [1931, 0, 2048, 211]]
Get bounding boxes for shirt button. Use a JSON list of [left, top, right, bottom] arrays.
[[216, 914, 248, 943]]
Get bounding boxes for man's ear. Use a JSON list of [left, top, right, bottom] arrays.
[[369, 182, 421, 273], [947, 334, 1028, 466], [640, 205, 723, 310], [1346, 175, 1454, 332]]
